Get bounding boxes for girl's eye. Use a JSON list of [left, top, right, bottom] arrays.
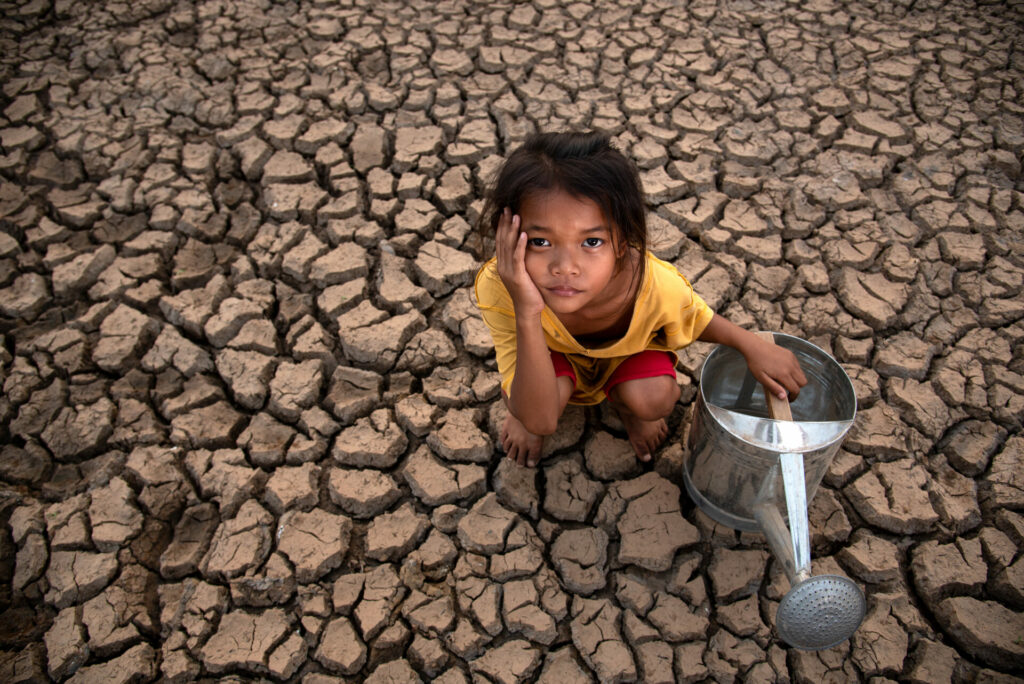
[[527, 237, 549, 247], [583, 237, 604, 247]]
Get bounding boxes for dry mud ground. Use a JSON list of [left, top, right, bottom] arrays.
[[1, 0, 1023, 682]]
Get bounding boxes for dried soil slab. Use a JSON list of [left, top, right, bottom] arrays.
[[552, 527, 609, 594], [160, 503, 218, 580], [93, 304, 160, 373], [544, 456, 604, 522], [837, 529, 899, 583], [835, 268, 908, 329], [354, 564, 406, 641], [366, 502, 430, 562], [238, 412, 296, 468], [13, 530, 48, 592], [887, 377, 961, 440], [403, 589, 457, 637], [536, 646, 593, 683], [873, 332, 938, 380], [267, 359, 324, 423], [457, 492, 519, 554], [170, 401, 246, 450], [264, 462, 320, 513], [571, 596, 637, 683], [201, 608, 291, 675], [44, 606, 86, 680], [41, 397, 116, 462], [842, 403, 908, 459], [493, 456, 540, 519], [324, 365, 382, 425], [332, 408, 408, 468], [11, 378, 65, 439], [596, 472, 700, 571], [277, 508, 352, 582], [469, 638, 541, 684], [395, 394, 441, 436], [0, 272, 50, 320], [934, 596, 1024, 670], [427, 408, 493, 463], [52, 244, 115, 300], [366, 659, 422, 683], [402, 445, 486, 507], [329, 467, 402, 517], [490, 519, 546, 582], [215, 349, 275, 410], [708, 548, 769, 602], [377, 252, 433, 314], [189, 448, 265, 517], [337, 305, 426, 372], [845, 460, 939, 534], [45, 548, 120, 609], [982, 435, 1024, 509], [125, 446, 192, 521], [65, 643, 156, 684], [0, 643, 47, 684], [850, 594, 909, 677], [584, 432, 641, 481], [200, 500, 273, 581], [88, 476, 144, 552], [413, 240, 479, 297], [910, 538, 987, 605]]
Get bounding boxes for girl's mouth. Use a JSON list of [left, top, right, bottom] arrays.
[[547, 286, 581, 297]]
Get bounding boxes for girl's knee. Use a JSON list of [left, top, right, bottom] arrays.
[[610, 375, 679, 420]]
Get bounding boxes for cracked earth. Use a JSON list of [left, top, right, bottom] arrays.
[[1, 0, 1023, 682]]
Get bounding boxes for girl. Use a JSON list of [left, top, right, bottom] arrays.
[[475, 132, 806, 467]]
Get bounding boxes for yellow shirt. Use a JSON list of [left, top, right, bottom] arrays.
[[474, 252, 715, 405]]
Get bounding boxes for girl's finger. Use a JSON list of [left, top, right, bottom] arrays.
[[514, 230, 527, 270], [761, 374, 787, 401]]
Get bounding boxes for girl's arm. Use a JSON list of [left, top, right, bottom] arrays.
[[697, 314, 807, 400], [496, 208, 571, 435]]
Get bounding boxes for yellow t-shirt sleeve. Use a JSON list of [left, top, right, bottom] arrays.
[[474, 260, 518, 397], [646, 255, 715, 349], [677, 282, 715, 345]]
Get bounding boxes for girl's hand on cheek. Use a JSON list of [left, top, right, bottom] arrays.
[[496, 207, 545, 316]]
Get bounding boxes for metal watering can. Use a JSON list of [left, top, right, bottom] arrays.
[[684, 332, 864, 650]]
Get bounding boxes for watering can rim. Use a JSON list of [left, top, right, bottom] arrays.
[[697, 333, 858, 453], [705, 403, 856, 453]]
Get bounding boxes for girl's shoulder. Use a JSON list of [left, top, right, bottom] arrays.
[[644, 252, 695, 288], [642, 252, 700, 306]]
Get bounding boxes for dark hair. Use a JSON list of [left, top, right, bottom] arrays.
[[480, 131, 647, 282]]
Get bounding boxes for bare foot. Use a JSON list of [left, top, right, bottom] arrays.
[[501, 411, 545, 467], [616, 410, 669, 462]]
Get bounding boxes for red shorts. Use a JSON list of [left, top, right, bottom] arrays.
[[550, 350, 677, 396]]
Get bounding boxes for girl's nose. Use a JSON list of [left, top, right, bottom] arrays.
[[551, 249, 579, 276]]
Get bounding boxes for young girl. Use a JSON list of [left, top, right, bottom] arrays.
[[475, 132, 807, 467]]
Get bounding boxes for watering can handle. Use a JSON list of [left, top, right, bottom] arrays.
[[755, 331, 794, 420]]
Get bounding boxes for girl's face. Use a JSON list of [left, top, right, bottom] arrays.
[[518, 188, 631, 321]]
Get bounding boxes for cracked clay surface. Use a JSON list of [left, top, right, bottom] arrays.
[[1, 0, 1023, 682]]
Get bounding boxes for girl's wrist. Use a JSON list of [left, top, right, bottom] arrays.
[[515, 312, 544, 334], [512, 298, 545, 319]]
